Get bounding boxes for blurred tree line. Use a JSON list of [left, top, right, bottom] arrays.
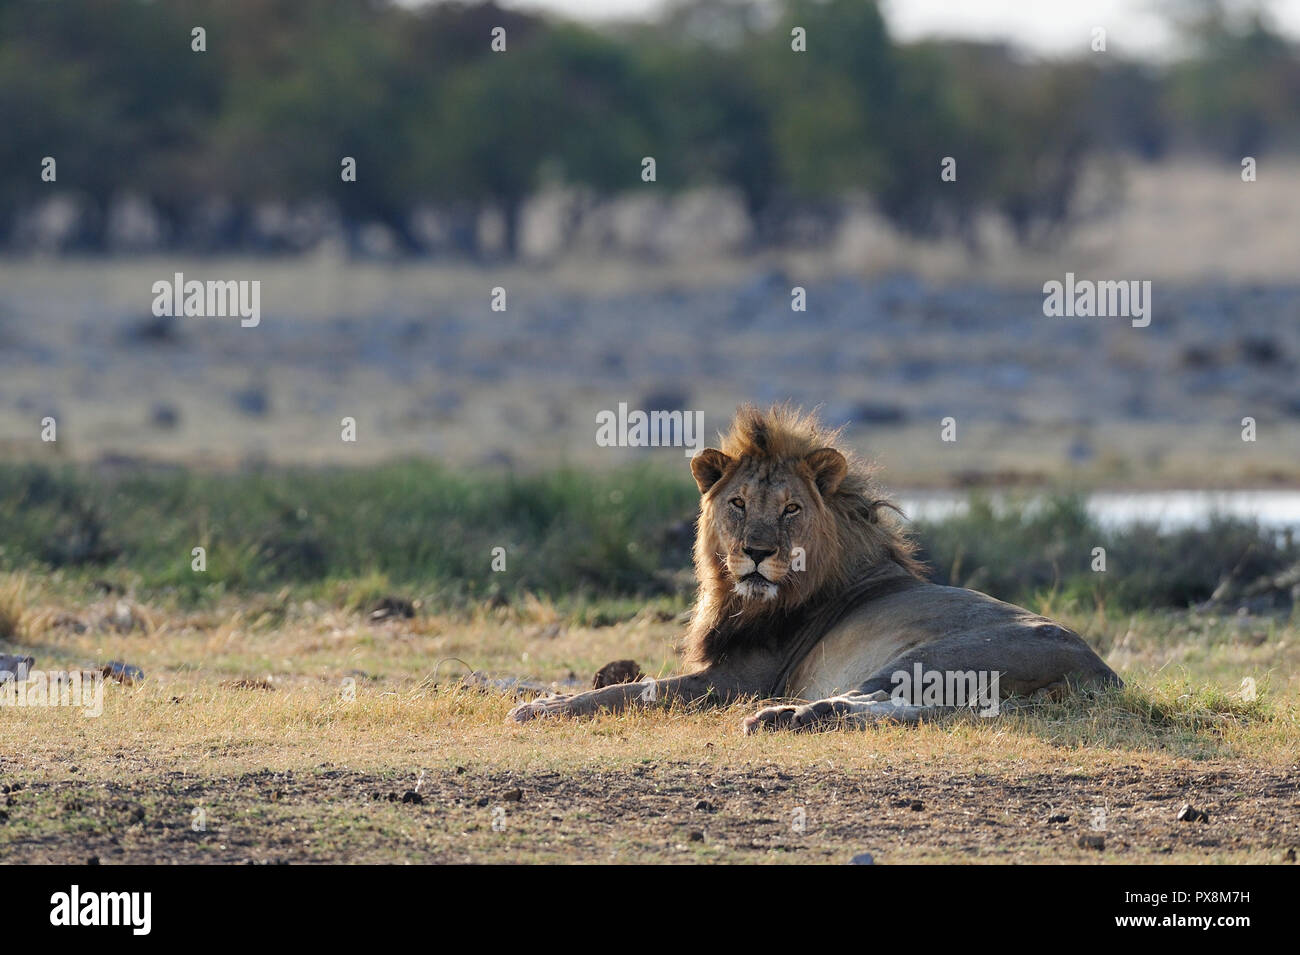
[[0, 0, 1297, 256]]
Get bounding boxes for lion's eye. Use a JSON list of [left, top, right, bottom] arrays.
[[729, 497, 745, 511], [784, 502, 801, 515]]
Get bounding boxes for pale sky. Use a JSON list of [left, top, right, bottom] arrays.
[[482, 0, 1300, 57]]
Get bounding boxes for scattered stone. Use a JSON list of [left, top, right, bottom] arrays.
[[909, 801, 924, 811], [1177, 804, 1209, 823], [593, 659, 644, 688], [232, 386, 270, 417], [849, 401, 907, 426], [401, 791, 423, 805], [688, 829, 704, 842], [502, 788, 523, 803], [0, 655, 34, 681], [123, 313, 180, 346], [149, 404, 180, 429], [1047, 814, 1070, 824], [102, 661, 145, 685], [695, 799, 716, 812], [1077, 834, 1105, 850], [850, 852, 875, 865], [87, 856, 100, 865], [369, 596, 416, 621]]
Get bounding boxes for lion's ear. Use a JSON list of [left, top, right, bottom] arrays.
[[805, 448, 847, 497], [690, 448, 732, 494]]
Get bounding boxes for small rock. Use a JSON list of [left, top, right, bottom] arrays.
[[850, 852, 875, 865], [401, 791, 423, 805], [1047, 814, 1070, 824], [1177, 804, 1209, 823], [593, 659, 644, 689], [695, 799, 716, 812], [0, 655, 34, 681], [87, 856, 100, 865], [688, 830, 704, 842], [102, 661, 145, 685], [149, 404, 180, 429], [502, 788, 523, 803], [909, 801, 924, 811], [369, 596, 416, 621], [1077, 834, 1105, 850], [232, 386, 270, 417]]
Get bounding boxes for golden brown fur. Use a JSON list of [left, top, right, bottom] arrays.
[[684, 404, 924, 667], [508, 404, 1119, 732]]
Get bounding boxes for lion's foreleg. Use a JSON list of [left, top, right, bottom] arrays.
[[743, 691, 970, 734], [507, 669, 747, 723]]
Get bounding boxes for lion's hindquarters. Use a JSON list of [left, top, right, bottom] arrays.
[[790, 584, 1118, 705]]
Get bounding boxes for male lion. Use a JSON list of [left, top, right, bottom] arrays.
[[509, 404, 1119, 732]]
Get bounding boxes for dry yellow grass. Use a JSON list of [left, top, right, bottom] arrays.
[[1, 573, 1297, 863]]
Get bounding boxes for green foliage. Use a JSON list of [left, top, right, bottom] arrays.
[[2, 463, 1296, 614], [915, 493, 1300, 610], [8, 0, 1291, 252], [0, 462, 698, 605]]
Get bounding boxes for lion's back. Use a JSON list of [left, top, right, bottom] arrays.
[[784, 581, 1060, 699]]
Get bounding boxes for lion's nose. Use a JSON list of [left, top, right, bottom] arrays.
[[743, 545, 777, 564]]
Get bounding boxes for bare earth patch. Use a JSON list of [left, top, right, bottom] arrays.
[[3, 757, 1297, 864]]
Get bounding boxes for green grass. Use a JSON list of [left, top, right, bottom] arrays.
[[0, 461, 697, 608], [0, 463, 1296, 618], [914, 492, 1299, 612]]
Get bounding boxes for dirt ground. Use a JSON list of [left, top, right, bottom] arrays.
[[4, 747, 1297, 865], [1, 585, 1296, 865]]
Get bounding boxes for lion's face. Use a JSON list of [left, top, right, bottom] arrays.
[[691, 446, 848, 604]]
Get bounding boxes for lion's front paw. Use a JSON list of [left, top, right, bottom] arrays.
[[506, 693, 575, 723], [742, 703, 800, 734], [742, 697, 860, 735]]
